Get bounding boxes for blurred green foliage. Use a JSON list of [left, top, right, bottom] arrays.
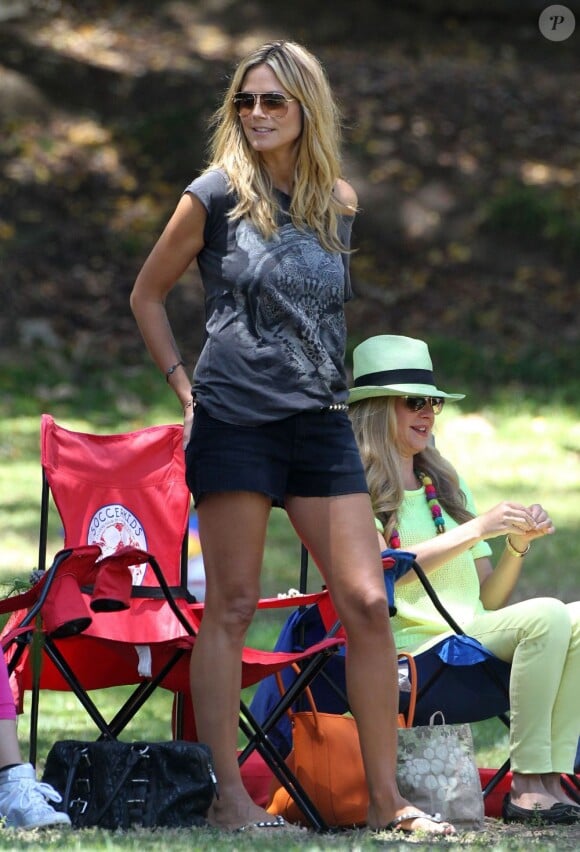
[[484, 180, 580, 261]]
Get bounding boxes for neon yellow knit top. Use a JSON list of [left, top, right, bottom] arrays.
[[388, 478, 492, 653]]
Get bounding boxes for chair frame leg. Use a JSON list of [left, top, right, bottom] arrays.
[[482, 758, 511, 799], [561, 774, 580, 804]]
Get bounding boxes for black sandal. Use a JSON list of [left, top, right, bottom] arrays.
[[502, 794, 580, 825]]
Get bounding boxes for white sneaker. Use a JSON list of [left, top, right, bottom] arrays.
[[0, 763, 71, 829]]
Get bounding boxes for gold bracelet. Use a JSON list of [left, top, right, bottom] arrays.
[[505, 535, 530, 558]]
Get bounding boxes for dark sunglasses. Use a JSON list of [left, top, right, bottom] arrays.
[[403, 396, 445, 415], [232, 91, 296, 117]]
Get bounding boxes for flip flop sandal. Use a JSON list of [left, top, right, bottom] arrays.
[[235, 815, 306, 833], [374, 811, 450, 835]]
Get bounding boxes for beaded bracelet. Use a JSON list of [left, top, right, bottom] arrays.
[[165, 360, 185, 382], [505, 535, 530, 558]]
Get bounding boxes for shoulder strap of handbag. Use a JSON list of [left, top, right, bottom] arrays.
[[59, 744, 143, 822], [91, 745, 149, 826], [60, 746, 85, 811], [274, 654, 418, 729], [274, 663, 320, 726]]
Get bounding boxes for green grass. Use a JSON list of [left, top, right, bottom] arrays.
[[1, 356, 580, 849], [0, 825, 524, 852]]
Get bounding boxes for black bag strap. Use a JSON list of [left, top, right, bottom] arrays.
[[61, 747, 85, 812], [63, 744, 148, 825], [90, 745, 148, 826]]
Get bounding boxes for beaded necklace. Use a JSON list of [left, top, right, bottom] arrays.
[[388, 471, 446, 549]]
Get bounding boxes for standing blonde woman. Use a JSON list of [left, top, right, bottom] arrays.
[[131, 42, 453, 836]]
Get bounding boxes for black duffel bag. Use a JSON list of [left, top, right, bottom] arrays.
[[42, 739, 216, 829]]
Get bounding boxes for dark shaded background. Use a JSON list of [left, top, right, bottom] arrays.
[[1, 0, 579, 396]]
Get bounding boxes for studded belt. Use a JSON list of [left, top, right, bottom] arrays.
[[321, 403, 349, 413]]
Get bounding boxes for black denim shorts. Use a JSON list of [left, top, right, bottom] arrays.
[[185, 404, 368, 507]]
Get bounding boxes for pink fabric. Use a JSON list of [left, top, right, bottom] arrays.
[[0, 653, 16, 720]]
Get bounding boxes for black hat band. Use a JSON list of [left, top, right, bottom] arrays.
[[353, 368, 435, 387]]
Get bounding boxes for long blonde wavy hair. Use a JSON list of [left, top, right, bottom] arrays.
[[205, 40, 349, 253], [349, 396, 474, 544]]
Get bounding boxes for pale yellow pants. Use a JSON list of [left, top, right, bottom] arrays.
[[464, 598, 580, 774]]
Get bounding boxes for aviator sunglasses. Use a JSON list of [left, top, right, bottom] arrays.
[[403, 396, 445, 415], [232, 91, 296, 117]]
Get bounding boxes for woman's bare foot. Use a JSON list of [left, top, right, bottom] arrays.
[[208, 791, 275, 831], [208, 788, 303, 832]]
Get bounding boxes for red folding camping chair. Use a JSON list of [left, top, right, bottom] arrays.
[[0, 414, 345, 830]]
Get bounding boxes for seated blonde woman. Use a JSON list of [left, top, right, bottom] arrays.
[[348, 334, 580, 826]]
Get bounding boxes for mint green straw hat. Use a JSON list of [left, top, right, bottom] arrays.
[[348, 335, 465, 404]]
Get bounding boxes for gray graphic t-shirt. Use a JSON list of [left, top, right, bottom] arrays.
[[184, 168, 354, 425]]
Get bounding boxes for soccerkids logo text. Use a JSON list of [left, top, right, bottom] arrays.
[[88, 504, 148, 585]]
